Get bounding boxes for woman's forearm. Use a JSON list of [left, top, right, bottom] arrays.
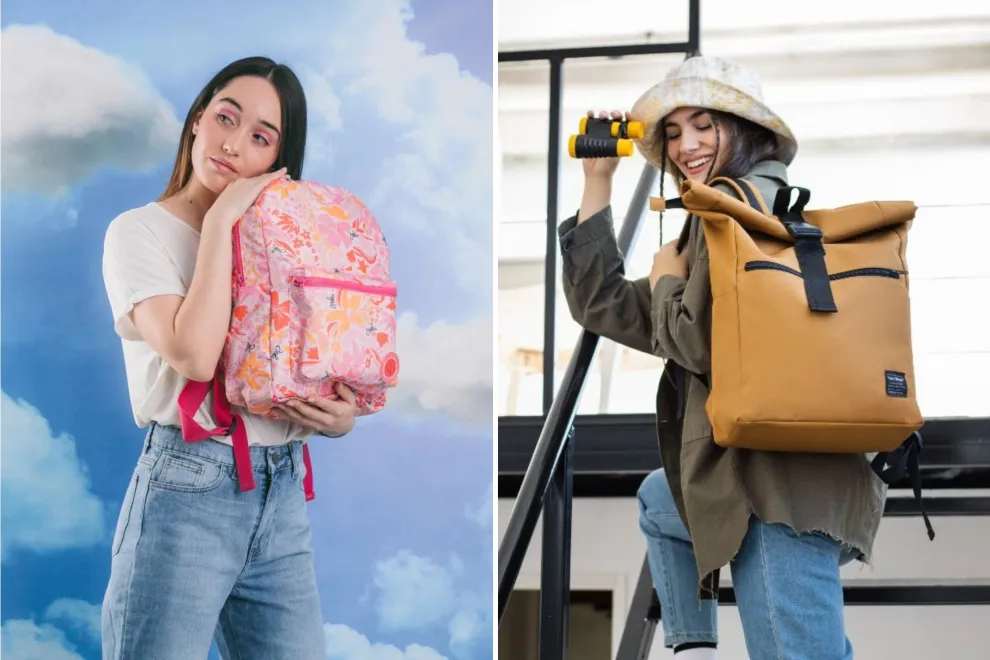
[[578, 177, 612, 224], [171, 221, 234, 380]]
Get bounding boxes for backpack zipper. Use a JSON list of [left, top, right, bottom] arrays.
[[291, 275, 397, 297], [744, 261, 904, 280]]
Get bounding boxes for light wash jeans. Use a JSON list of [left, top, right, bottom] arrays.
[[637, 468, 856, 660], [102, 423, 324, 660]]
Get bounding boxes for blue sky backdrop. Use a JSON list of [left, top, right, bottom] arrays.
[[0, 1, 494, 658]]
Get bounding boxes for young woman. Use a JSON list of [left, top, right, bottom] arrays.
[[559, 56, 883, 660], [101, 56, 354, 660]]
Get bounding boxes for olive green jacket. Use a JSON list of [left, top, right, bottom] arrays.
[[558, 161, 886, 598]]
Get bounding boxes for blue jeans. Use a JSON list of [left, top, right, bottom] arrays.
[[102, 423, 324, 660], [637, 469, 855, 660]]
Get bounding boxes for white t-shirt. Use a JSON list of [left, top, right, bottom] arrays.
[[102, 202, 307, 447]]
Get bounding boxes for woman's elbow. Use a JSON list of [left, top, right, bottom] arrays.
[[185, 360, 219, 383], [170, 354, 218, 383], [653, 335, 709, 374], [164, 341, 221, 382], [566, 296, 607, 335]]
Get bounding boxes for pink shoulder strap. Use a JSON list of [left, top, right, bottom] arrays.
[[177, 371, 318, 501]]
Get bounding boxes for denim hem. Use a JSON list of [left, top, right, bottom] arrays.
[[663, 631, 719, 648]]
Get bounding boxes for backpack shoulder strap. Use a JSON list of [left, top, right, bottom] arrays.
[[672, 175, 770, 251], [675, 214, 693, 252], [674, 176, 758, 252], [736, 178, 771, 215], [708, 176, 769, 215]]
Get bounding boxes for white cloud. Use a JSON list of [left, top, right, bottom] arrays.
[[389, 313, 492, 426], [0, 620, 86, 660], [0, 24, 181, 194], [448, 606, 488, 660], [303, 68, 345, 133], [448, 485, 495, 660], [324, 623, 448, 660], [1, 599, 102, 660], [465, 482, 493, 532], [299, 66, 345, 166], [372, 551, 459, 631], [370, 544, 491, 659], [1, 392, 107, 560], [43, 599, 102, 644], [319, 0, 493, 295]]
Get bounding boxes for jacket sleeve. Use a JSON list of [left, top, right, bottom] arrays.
[[649, 215, 713, 375], [659, 163, 781, 378], [558, 205, 654, 356], [650, 180, 754, 375]]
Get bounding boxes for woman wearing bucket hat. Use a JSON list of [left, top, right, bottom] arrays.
[[558, 56, 881, 659]]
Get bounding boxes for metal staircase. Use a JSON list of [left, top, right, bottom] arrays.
[[496, 2, 990, 656]]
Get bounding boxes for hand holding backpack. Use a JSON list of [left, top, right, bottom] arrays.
[[178, 179, 399, 500]]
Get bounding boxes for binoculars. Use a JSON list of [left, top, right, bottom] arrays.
[[567, 117, 645, 159]]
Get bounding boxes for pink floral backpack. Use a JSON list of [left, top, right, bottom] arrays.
[[177, 179, 399, 499]]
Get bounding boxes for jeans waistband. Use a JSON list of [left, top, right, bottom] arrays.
[[143, 422, 305, 477]]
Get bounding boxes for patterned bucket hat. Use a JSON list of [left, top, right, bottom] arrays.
[[629, 55, 798, 169]]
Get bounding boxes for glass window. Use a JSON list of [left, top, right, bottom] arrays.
[[498, 61, 549, 416]]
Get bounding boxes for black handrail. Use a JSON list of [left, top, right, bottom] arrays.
[[496, 4, 701, 646], [496, 7, 700, 660], [497, 163, 659, 618]]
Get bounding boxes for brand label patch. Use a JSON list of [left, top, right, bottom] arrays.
[[885, 371, 908, 398]]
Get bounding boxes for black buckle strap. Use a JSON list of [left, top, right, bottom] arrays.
[[871, 432, 936, 541], [773, 187, 838, 314], [772, 185, 811, 218]]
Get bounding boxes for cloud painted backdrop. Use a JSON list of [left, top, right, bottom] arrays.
[[0, 1, 494, 658]]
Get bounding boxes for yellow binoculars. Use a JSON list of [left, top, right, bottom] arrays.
[[567, 117, 645, 159]]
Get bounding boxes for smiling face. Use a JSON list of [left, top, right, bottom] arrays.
[[662, 106, 730, 183], [189, 75, 283, 193]]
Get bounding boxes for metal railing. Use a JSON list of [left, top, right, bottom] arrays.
[[496, 1, 700, 658]]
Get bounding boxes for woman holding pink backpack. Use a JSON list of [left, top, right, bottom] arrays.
[[101, 56, 349, 660]]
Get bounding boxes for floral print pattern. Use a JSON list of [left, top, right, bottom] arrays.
[[223, 179, 398, 418]]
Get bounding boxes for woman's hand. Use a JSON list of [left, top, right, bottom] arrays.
[[205, 167, 287, 231], [581, 110, 627, 180], [577, 110, 630, 224], [273, 382, 358, 437], [649, 239, 689, 291]]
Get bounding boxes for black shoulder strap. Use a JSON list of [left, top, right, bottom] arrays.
[[735, 178, 770, 215], [708, 176, 767, 215], [675, 214, 692, 252]]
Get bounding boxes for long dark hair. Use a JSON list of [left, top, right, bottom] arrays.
[[658, 109, 779, 190], [159, 56, 308, 201]]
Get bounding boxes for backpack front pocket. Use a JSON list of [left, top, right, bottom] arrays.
[[288, 272, 399, 388]]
